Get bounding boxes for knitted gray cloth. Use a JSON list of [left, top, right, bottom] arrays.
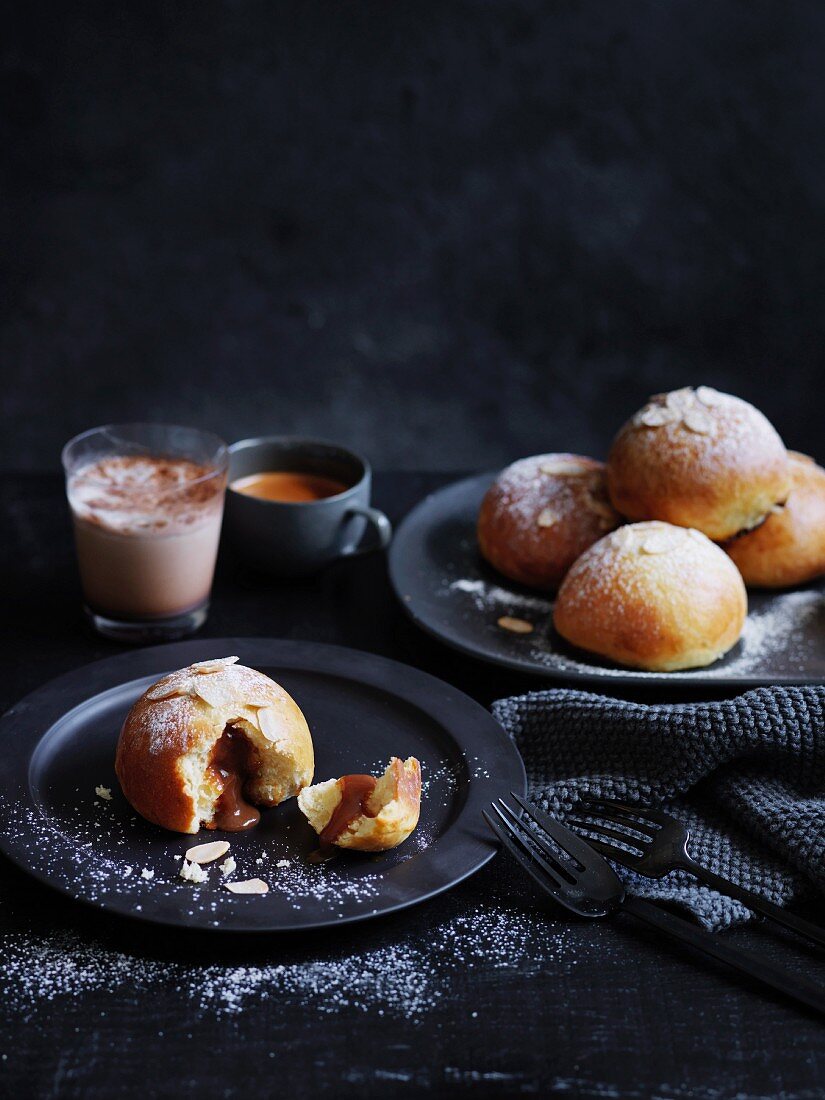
[[492, 686, 825, 930]]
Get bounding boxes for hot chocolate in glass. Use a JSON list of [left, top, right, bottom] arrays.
[[62, 424, 228, 641]]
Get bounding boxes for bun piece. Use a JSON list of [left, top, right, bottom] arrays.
[[553, 522, 747, 671], [724, 452, 825, 587], [478, 454, 622, 590], [606, 387, 790, 540], [298, 757, 421, 852], [116, 657, 314, 834]]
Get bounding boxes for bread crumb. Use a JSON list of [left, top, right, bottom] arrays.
[[95, 786, 112, 801], [179, 860, 208, 884], [219, 857, 236, 877]]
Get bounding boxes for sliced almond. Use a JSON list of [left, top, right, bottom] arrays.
[[146, 678, 194, 701], [639, 405, 676, 428], [539, 458, 590, 476], [641, 533, 677, 555], [536, 508, 558, 528], [497, 616, 534, 634], [614, 526, 636, 549], [666, 388, 694, 413], [226, 878, 269, 895], [682, 409, 714, 435], [695, 385, 722, 407], [185, 841, 231, 864], [193, 677, 230, 708], [192, 657, 239, 674], [256, 706, 282, 741]]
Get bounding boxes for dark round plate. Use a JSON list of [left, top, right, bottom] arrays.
[[0, 638, 525, 932], [389, 473, 825, 687]]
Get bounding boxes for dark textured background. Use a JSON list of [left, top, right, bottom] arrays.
[[3, 1, 824, 472]]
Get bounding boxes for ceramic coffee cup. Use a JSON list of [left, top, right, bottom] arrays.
[[224, 437, 392, 576]]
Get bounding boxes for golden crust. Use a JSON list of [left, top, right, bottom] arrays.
[[298, 757, 422, 852], [724, 453, 825, 587], [477, 454, 622, 590], [115, 657, 314, 834], [606, 387, 790, 540], [553, 522, 747, 671]]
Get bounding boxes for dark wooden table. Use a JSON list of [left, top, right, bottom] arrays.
[[2, 471, 824, 1099]]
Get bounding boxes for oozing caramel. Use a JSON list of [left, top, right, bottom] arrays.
[[319, 774, 378, 847], [207, 727, 261, 831]]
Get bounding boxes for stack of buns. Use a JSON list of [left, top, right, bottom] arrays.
[[478, 386, 824, 671]]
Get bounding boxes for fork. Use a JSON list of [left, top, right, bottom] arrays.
[[567, 799, 825, 949], [484, 793, 825, 1014]]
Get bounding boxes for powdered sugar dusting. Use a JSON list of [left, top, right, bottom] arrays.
[[552, 522, 744, 630], [614, 387, 790, 537], [481, 454, 620, 534], [0, 903, 575, 1021], [450, 578, 552, 616], [442, 560, 823, 680]]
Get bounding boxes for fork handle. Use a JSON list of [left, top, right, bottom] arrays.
[[679, 857, 825, 949], [621, 894, 825, 1015]]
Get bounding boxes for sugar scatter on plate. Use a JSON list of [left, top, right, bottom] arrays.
[[444, 570, 824, 679]]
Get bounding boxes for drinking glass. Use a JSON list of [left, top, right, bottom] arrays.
[[62, 423, 228, 642]]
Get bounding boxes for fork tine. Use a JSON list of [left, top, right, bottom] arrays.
[[566, 815, 651, 851], [495, 800, 577, 882], [509, 791, 603, 869], [482, 808, 564, 893], [565, 824, 647, 869], [580, 798, 670, 829], [577, 800, 660, 837]]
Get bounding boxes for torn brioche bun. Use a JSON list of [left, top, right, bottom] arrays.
[[298, 757, 422, 852], [477, 454, 622, 590], [553, 522, 747, 671], [115, 657, 314, 834], [606, 386, 790, 541], [724, 452, 825, 588]]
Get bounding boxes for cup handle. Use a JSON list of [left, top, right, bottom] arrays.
[[339, 506, 393, 558]]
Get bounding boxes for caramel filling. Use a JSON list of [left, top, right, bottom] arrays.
[[319, 774, 378, 847], [207, 727, 261, 831]]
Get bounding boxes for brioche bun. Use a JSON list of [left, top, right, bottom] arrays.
[[606, 387, 790, 540], [115, 657, 314, 834], [478, 454, 622, 590], [298, 757, 422, 852], [553, 522, 747, 671], [724, 452, 825, 588]]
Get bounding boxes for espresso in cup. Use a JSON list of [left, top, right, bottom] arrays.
[[224, 438, 392, 576], [231, 471, 349, 503]]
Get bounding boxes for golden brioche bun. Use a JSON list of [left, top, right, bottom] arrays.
[[553, 522, 747, 671], [298, 757, 422, 852], [115, 657, 314, 834], [478, 454, 622, 590], [724, 452, 825, 587], [606, 387, 790, 540]]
